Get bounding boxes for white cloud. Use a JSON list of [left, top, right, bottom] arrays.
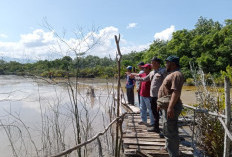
[[0, 26, 148, 61], [154, 25, 175, 41], [0, 34, 8, 38], [127, 23, 137, 29], [121, 43, 149, 54], [20, 29, 55, 47]]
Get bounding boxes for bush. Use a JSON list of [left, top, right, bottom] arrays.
[[197, 114, 224, 157], [214, 76, 224, 86], [186, 78, 195, 86], [192, 69, 225, 156], [41, 71, 49, 77], [54, 70, 66, 77]]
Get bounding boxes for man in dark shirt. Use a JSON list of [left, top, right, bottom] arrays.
[[158, 56, 184, 157]]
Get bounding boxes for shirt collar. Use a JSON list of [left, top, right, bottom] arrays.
[[170, 68, 180, 73], [154, 68, 161, 73]]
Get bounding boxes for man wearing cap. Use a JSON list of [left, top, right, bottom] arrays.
[[125, 66, 135, 105], [136, 62, 144, 106], [137, 64, 155, 126], [134, 57, 166, 133], [158, 55, 184, 157]]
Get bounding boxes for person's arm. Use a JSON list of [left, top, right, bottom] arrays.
[[167, 90, 181, 119], [135, 73, 151, 82], [133, 79, 136, 86], [130, 73, 141, 80], [130, 72, 138, 76]]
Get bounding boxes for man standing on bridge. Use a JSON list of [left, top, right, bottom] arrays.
[[137, 64, 154, 126], [136, 61, 144, 106], [134, 57, 166, 133], [158, 55, 184, 157], [125, 66, 135, 105]]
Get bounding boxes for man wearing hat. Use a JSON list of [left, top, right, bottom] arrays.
[[136, 62, 144, 106], [125, 66, 135, 105], [135, 57, 166, 133], [137, 64, 155, 126], [158, 55, 184, 157]]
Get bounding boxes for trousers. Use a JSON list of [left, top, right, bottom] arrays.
[[140, 96, 154, 125], [150, 97, 159, 129], [162, 103, 182, 157], [126, 87, 134, 105]]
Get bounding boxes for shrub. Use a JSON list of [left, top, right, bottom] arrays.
[[186, 78, 195, 86], [41, 71, 49, 77], [192, 68, 225, 156]]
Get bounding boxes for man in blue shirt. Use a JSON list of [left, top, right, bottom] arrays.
[[126, 66, 135, 105]]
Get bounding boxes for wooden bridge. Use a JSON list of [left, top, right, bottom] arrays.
[[51, 97, 232, 157], [121, 103, 194, 157]]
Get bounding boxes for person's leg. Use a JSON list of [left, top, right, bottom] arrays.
[[127, 88, 133, 105], [143, 97, 154, 126], [138, 90, 140, 106], [148, 97, 160, 132], [163, 108, 182, 157], [139, 96, 147, 124], [131, 87, 134, 105], [152, 97, 160, 130], [162, 109, 168, 146], [126, 88, 130, 104]]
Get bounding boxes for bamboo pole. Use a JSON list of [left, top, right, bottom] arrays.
[[218, 118, 232, 140], [183, 104, 227, 119], [114, 34, 122, 157], [223, 76, 231, 157]]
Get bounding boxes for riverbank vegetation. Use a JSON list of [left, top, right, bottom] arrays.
[[0, 17, 232, 84]]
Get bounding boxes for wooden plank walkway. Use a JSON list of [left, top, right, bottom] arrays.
[[122, 104, 194, 157]]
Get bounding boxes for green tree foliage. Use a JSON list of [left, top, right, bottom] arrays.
[[0, 55, 116, 78], [122, 51, 144, 67], [0, 60, 6, 74], [143, 40, 168, 63], [136, 17, 232, 80]]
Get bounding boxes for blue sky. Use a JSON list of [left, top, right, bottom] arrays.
[[0, 0, 231, 60]]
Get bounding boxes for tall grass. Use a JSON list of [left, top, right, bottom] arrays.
[[191, 66, 225, 157]]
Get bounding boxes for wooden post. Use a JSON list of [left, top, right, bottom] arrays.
[[223, 76, 231, 157], [114, 34, 122, 157]]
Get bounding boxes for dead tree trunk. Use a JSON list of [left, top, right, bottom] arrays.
[[114, 34, 122, 157], [223, 76, 231, 157]]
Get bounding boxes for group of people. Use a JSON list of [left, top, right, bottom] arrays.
[[125, 55, 184, 157]]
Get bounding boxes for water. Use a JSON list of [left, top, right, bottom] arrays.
[[181, 86, 197, 105]]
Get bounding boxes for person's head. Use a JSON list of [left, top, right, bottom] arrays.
[[141, 64, 151, 73], [165, 55, 180, 72], [126, 66, 133, 72], [151, 56, 162, 70], [137, 62, 145, 70]]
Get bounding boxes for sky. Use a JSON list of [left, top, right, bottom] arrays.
[[0, 0, 231, 61]]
